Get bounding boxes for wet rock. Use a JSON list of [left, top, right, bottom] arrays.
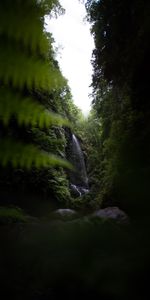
[[51, 209, 78, 221], [70, 184, 89, 198], [92, 207, 129, 223], [70, 184, 81, 197]]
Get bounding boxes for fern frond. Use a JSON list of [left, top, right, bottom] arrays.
[[0, 138, 72, 169], [0, 11, 48, 55], [0, 42, 65, 91], [0, 0, 63, 53], [0, 0, 69, 170], [0, 88, 70, 128]]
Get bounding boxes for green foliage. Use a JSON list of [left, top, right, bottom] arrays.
[[0, 138, 71, 169], [0, 0, 79, 210], [86, 0, 150, 93], [0, 41, 65, 91], [0, 0, 69, 169], [0, 206, 28, 224], [0, 1, 63, 50], [59, 86, 84, 125], [0, 88, 69, 128], [85, 0, 150, 214], [47, 169, 72, 204]]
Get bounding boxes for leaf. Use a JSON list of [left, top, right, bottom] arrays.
[[0, 88, 70, 128], [0, 41, 65, 91], [0, 138, 72, 169], [0, 0, 63, 53]]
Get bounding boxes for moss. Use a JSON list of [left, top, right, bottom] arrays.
[[0, 206, 28, 224]]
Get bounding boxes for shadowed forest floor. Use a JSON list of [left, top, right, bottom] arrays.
[[0, 216, 150, 300]]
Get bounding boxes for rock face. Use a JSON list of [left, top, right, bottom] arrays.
[[92, 207, 129, 223]]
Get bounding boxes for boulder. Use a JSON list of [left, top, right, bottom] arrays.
[[92, 207, 129, 223], [51, 209, 78, 221]]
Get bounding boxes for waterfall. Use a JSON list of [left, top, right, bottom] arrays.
[[72, 134, 88, 187], [69, 134, 89, 197]]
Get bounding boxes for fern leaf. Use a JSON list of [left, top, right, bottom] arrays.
[[0, 0, 63, 54], [0, 88, 70, 128], [0, 138, 72, 169], [0, 11, 48, 55], [0, 0, 69, 170], [0, 42, 65, 91]]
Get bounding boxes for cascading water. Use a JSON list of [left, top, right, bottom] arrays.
[[72, 134, 88, 187], [69, 134, 89, 197]]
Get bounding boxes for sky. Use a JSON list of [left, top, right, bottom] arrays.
[[45, 0, 94, 115]]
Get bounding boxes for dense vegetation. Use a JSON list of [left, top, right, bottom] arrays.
[[85, 0, 150, 217], [0, 0, 83, 214], [0, 0, 150, 299]]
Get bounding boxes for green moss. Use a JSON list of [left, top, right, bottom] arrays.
[[0, 206, 28, 224]]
